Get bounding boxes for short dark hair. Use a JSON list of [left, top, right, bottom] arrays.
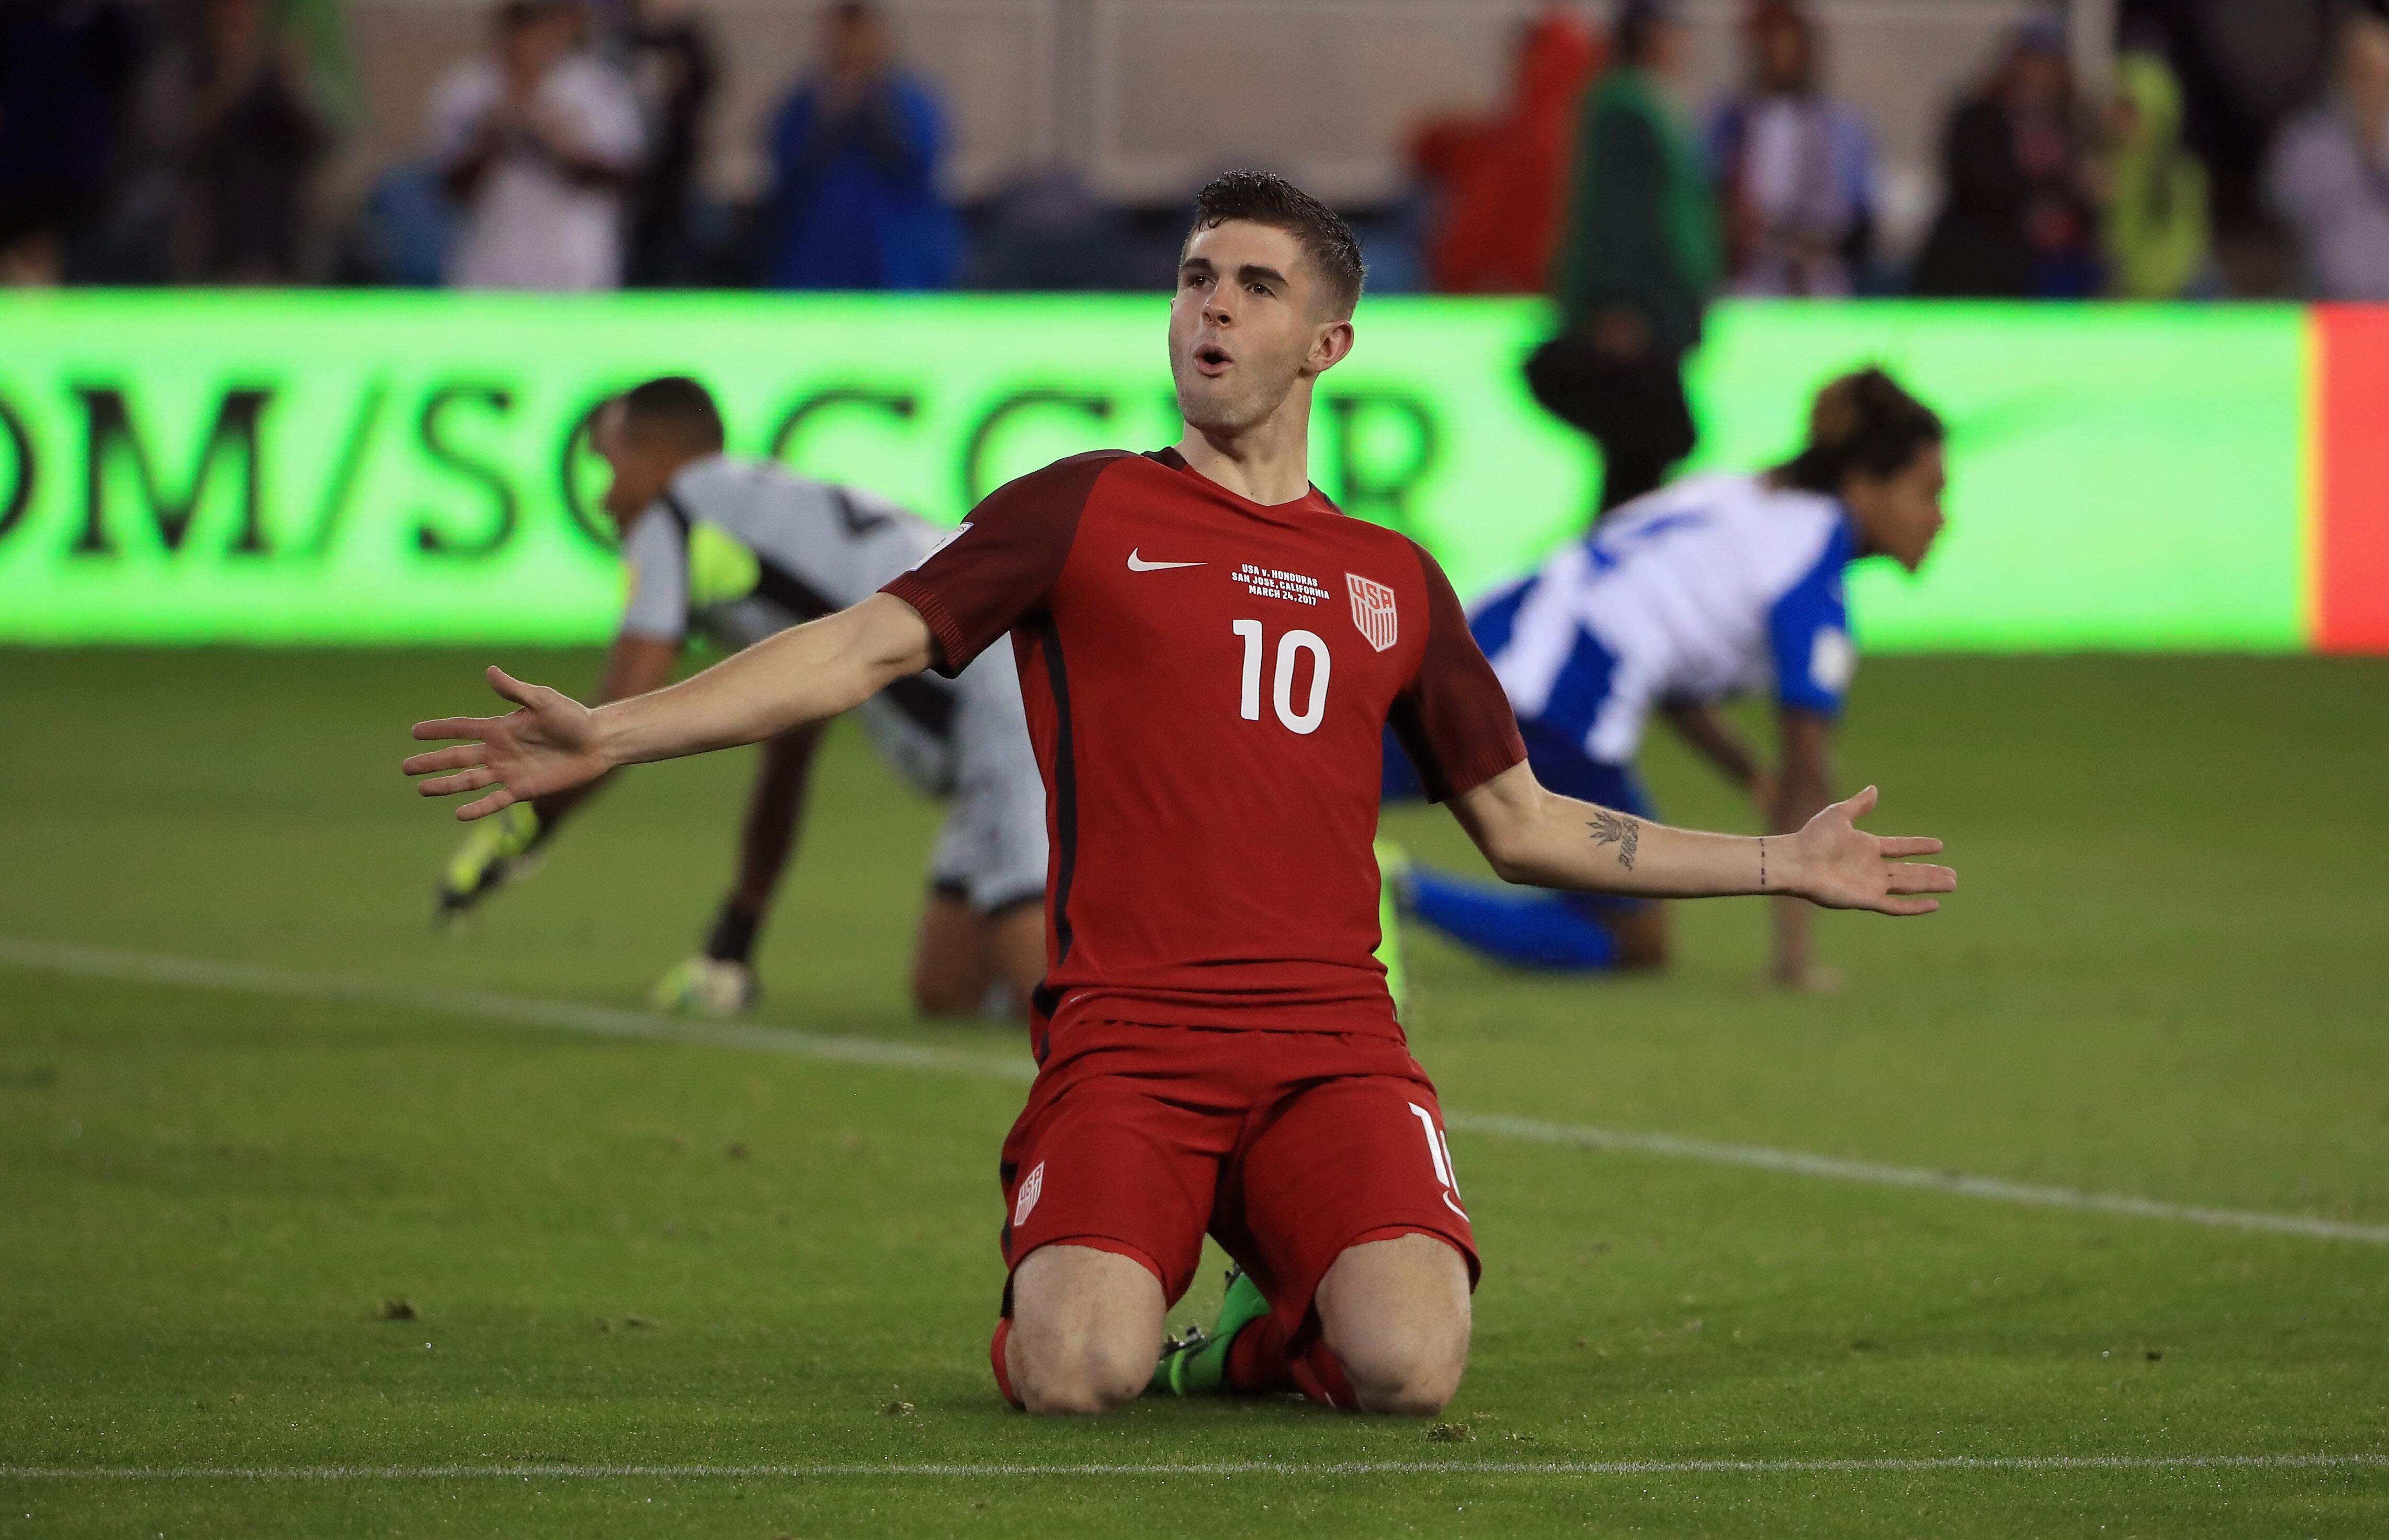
[[1185, 169, 1366, 318], [494, 0, 567, 33], [619, 375, 725, 454], [1777, 368, 1943, 493], [1616, 0, 1679, 65]]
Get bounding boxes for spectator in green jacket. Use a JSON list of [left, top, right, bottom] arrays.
[[2100, 50, 2212, 299], [1528, 0, 1722, 516]]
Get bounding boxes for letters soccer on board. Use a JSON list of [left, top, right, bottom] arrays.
[[1346, 573, 1398, 652]]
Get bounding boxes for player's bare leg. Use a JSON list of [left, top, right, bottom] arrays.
[[1006, 1244, 1165, 1414], [1314, 1232, 1473, 1415], [986, 903, 1045, 1015], [729, 724, 821, 916], [912, 892, 1044, 1019], [650, 724, 820, 1013], [911, 891, 994, 1015]]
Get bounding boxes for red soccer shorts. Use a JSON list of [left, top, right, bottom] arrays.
[[995, 1020, 1480, 1349]]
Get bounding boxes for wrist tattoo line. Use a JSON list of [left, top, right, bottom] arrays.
[[1758, 837, 1768, 890], [1589, 809, 1639, 870]]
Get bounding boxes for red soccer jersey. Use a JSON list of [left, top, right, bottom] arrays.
[[882, 448, 1524, 1043]]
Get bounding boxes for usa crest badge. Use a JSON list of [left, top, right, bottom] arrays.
[[1346, 573, 1399, 652]]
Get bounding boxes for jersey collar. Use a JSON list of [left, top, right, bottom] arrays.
[[1146, 446, 1340, 518]]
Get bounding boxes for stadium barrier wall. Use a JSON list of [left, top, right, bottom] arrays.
[[0, 293, 2367, 652]]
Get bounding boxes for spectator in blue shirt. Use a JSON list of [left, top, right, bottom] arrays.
[[759, 1, 958, 290], [1704, 1, 1876, 296]]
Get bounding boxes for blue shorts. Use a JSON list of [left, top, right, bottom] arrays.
[[1382, 724, 1658, 822]]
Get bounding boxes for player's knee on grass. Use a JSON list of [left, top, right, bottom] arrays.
[[1007, 1244, 1164, 1415], [911, 889, 997, 1017], [1316, 1232, 1473, 1416], [988, 901, 1047, 1018], [913, 893, 1046, 1018], [910, 963, 987, 1018]]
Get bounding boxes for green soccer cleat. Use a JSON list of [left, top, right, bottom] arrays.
[[647, 956, 758, 1017], [1373, 839, 1411, 1018], [1148, 1265, 1273, 1397], [435, 802, 545, 922]]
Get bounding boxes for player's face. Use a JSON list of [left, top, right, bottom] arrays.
[[1845, 440, 1948, 573], [594, 403, 677, 533], [1169, 221, 1353, 437]]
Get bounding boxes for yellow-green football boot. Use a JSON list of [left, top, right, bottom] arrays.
[[1148, 1265, 1274, 1397], [435, 802, 545, 922], [647, 956, 760, 1017]]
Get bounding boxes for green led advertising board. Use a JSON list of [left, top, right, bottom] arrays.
[[0, 292, 2307, 649]]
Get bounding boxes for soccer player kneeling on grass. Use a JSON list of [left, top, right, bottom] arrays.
[[432, 376, 1048, 1020], [1383, 367, 1951, 991], [405, 171, 1956, 1415]]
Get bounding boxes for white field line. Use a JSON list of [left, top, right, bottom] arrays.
[[0, 935, 1036, 1083], [2, 1455, 2383, 1481], [6, 935, 2386, 1248], [1443, 1113, 2389, 1245]]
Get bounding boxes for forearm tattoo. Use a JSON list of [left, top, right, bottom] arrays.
[[1589, 808, 1640, 870], [1758, 837, 1768, 890]]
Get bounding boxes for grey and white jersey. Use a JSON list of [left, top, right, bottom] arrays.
[[616, 455, 987, 798], [620, 455, 941, 647]]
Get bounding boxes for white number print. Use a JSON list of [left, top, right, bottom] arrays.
[[1233, 618, 1265, 721], [1232, 619, 1332, 734], [1408, 1102, 1468, 1220]]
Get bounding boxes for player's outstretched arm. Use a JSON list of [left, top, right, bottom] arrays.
[[1445, 761, 1954, 916], [403, 593, 936, 822]]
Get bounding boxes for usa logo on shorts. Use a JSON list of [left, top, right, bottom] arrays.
[[1346, 573, 1398, 652], [1013, 1160, 1046, 1226]]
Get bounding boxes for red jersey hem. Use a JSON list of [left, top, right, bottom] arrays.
[[1432, 738, 1528, 802]]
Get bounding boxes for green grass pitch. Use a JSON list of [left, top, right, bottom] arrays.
[[2, 648, 2385, 1538]]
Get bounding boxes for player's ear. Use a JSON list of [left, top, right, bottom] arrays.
[[1308, 317, 1356, 375]]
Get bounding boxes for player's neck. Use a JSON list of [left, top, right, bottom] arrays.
[[1171, 403, 1315, 508]]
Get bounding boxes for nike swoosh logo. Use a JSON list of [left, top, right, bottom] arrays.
[[1126, 549, 1205, 572]]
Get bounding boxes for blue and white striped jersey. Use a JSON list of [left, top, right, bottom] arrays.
[[1473, 473, 1856, 766]]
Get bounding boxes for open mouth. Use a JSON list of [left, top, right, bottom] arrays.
[[1193, 342, 1232, 375]]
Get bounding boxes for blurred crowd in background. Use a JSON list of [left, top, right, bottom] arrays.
[[3, 0, 2386, 302]]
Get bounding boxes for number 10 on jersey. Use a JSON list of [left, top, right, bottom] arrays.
[[1233, 619, 1331, 735]]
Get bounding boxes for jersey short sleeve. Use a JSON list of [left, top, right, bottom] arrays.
[[879, 451, 1120, 678], [1765, 518, 1857, 716], [1387, 540, 1527, 801], [617, 507, 689, 642]]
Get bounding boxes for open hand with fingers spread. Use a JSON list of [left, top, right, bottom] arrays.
[[1783, 785, 1955, 915], [403, 666, 612, 821]]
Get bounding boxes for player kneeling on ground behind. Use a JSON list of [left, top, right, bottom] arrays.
[[406, 171, 1955, 1415], [432, 376, 1048, 1019], [1384, 366, 1949, 990]]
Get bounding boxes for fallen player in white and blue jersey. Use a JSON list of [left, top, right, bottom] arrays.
[[1384, 368, 1948, 988]]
